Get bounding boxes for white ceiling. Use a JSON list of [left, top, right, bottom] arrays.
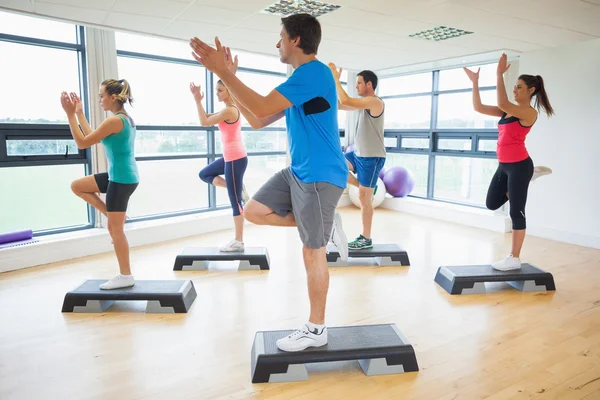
[[1, 0, 599, 73]]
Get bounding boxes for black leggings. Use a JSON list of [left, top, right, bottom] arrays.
[[486, 157, 534, 230], [199, 156, 248, 216]]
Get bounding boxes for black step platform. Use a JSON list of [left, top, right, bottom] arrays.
[[173, 247, 270, 271], [434, 264, 556, 295], [250, 323, 419, 383], [61, 280, 197, 313], [326, 243, 410, 267]]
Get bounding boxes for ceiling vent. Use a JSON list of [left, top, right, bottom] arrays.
[[262, 0, 341, 17], [409, 25, 473, 41]]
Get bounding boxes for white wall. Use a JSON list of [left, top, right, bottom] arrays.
[[519, 38, 600, 249]]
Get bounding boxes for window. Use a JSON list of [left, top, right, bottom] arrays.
[[0, 165, 89, 233], [402, 137, 430, 149], [379, 63, 498, 207], [433, 156, 498, 205], [116, 56, 206, 126], [437, 90, 498, 129], [379, 72, 432, 96], [127, 158, 209, 218], [135, 130, 208, 156], [0, 11, 91, 235], [384, 96, 431, 129], [115, 32, 193, 60], [0, 12, 77, 43], [0, 41, 81, 124], [478, 138, 497, 152], [438, 138, 472, 151], [7, 139, 79, 156], [384, 153, 428, 197], [233, 49, 287, 74], [438, 64, 497, 91]]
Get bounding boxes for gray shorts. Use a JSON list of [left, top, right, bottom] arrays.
[[252, 167, 344, 249]]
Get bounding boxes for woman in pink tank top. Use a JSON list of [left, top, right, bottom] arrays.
[[464, 53, 555, 272], [190, 79, 249, 253]]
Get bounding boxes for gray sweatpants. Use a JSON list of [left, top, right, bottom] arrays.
[[252, 168, 344, 249]]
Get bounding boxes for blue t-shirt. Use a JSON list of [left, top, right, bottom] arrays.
[[275, 60, 348, 188]]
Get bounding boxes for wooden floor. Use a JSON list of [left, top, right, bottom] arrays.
[[1, 207, 600, 400]]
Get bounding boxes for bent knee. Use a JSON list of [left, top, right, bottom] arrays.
[[71, 180, 82, 194], [486, 199, 502, 211], [243, 201, 260, 222]]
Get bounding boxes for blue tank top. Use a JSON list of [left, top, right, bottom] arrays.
[[101, 114, 139, 184]]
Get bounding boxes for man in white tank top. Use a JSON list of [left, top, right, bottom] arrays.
[[329, 64, 386, 250]]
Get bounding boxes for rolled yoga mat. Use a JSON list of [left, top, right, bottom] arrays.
[[0, 229, 33, 245]]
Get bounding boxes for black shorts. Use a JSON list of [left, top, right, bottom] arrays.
[[94, 173, 138, 212]]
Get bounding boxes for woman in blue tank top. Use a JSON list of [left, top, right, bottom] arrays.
[[60, 79, 139, 290]]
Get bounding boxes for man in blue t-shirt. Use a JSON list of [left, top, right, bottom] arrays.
[[190, 13, 349, 352]]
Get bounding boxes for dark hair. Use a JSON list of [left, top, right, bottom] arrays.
[[518, 74, 554, 116], [101, 78, 133, 106], [358, 70, 378, 90], [281, 13, 321, 55]]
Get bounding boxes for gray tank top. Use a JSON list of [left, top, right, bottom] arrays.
[[354, 97, 386, 158]]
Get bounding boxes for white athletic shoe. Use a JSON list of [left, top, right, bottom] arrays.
[[219, 239, 245, 253], [531, 166, 552, 182], [330, 212, 349, 261], [241, 185, 250, 204], [276, 324, 328, 352], [492, 255, 522, 271], [99, 274, 135, 290]]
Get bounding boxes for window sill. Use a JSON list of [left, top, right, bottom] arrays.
[[0, 209, 234, 273], [381, 196, 511, 232]]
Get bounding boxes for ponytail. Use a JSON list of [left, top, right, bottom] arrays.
[[518, 74, 554, 117], [101, 78, 134, 106]]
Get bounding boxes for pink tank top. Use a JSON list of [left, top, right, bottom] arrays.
[[218, 107, 246, 162], [496, 113, 533, 163]]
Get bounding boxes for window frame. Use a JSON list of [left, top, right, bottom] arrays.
[[0, 25, 95, 234], [380, 67, 499, 208], [116, 48, 289, 222]]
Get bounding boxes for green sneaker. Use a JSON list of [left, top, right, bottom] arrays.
[[348, 235, 373, 250]]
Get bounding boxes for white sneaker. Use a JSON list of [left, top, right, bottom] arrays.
[[276, 324, 328, 352], [99, 274, 135, 290], [492, 255, 522, 271], [531, 166, 552, 182], [241, 185, 250, 204], [330, 212, 349, 261], [219, 239, 245, 253]]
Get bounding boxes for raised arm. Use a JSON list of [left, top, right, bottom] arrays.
[[495, 53, 537, 124], [190, 37, 292, 119], [463, 67, 504, 117], [328, 62, 383, 114], [60, 92, 121, 149], [189, 82, 237, 126]]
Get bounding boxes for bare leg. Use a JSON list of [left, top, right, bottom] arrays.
[[212, 176, 226, 188], [347, 160, 359, 188], [511, 229, 526, 258], [233, 214, 244, 242], [244, 199, 296, 227], [107, 212, 131, 275], [303, 246, 329, 325], [71, 176, 107, 216], [358, 185, 375, 239]]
